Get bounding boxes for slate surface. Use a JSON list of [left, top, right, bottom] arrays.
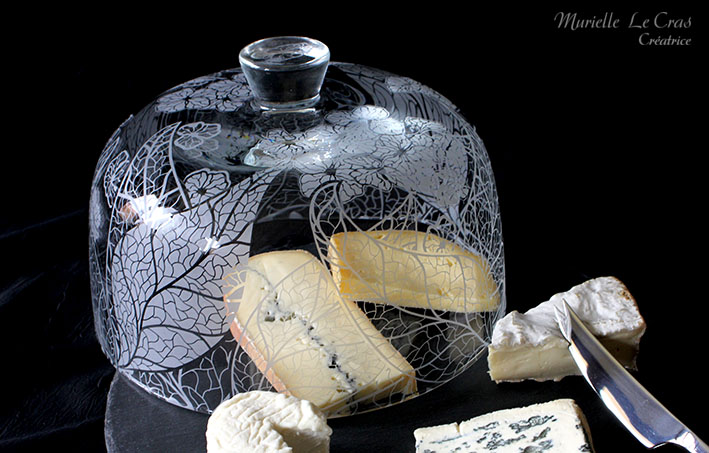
[[104, 350, 696, 453]]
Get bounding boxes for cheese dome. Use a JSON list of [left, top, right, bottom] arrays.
[[89, 36, 506, 416]]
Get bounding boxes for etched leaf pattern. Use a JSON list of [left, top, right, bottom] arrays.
[[100, 121, 278, 371], [309, 183, 499, 388], [90, 63, 504, 414]]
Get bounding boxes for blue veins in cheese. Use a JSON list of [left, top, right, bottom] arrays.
[[414, 399, 594, 453], [224, 250, 417, 417]]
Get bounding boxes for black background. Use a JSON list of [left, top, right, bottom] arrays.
[[2, 5, 705, 452]]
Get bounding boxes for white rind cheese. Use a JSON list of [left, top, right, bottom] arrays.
[[414, 399, 594, 453], [223, 250, 417, 417], [205, 390, 332, 453], [488, 276, 646, 382]]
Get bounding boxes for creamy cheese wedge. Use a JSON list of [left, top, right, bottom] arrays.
[[328, 230, 499, 312], [223, 250, 417, 417], [414, 398, 594, 453], [205, 390, 332, 453], [488, 276, 645, 382]]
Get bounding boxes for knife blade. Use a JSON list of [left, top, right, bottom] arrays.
[[555, 299, 707, 452]]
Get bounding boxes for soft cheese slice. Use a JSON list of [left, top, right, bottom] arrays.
[[328, 230, 499, 312], [223, 250, 417, 416], [205, 390, 332, 453], [488, 276, 645, 382], [414, 398, 594, 453]]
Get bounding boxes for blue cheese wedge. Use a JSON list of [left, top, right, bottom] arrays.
[[414, 399, 594, 453], [206, 390, 332, 453], [488, 276, 645, 382], [224, 250, 417, 417]]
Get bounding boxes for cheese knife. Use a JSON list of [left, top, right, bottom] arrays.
[[555, 300, 707, 452]]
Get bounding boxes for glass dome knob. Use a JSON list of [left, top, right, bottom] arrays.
[[239, 36, 330, 111]]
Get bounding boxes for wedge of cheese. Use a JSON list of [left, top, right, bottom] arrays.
[[328, 230, 499, 312], [206, 390, 332, 453], [487, 276, 645, 383], [414, 398, 594, 453], [223, 250, 417, 417]]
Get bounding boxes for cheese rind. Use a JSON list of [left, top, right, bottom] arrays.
[[224, 250, 417, 417], [205, 390, 332, 453], [328, 230, 499, 312], [414, 398, 594, 453], [488, 276, 645, 382]]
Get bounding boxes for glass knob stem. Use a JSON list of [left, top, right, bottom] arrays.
[[239, 36, 330, 111]]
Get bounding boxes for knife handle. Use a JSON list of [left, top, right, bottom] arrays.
[[673, 430, 708, 453]]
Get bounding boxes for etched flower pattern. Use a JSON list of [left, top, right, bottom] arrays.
[[377, 121, 468, 208], [175, 122, 221, 154], [91, 63, 503, 415], [156, 75, 251, 113], [183, 168, 231, 205], [297, 153, 393, 200], [251, 126, 339, 163], [242, 104, 466, 205], [156, 87, 212, 112]]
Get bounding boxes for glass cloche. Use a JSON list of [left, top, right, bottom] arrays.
[[89, 36, 506, 417]]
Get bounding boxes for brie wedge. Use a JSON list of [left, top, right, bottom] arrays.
[[224, 250, 417, 416], [205, 390, 332, 453], [487, 276, 645, 382], [328, 230, 499, 312], [414, 398, 594, 452]]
